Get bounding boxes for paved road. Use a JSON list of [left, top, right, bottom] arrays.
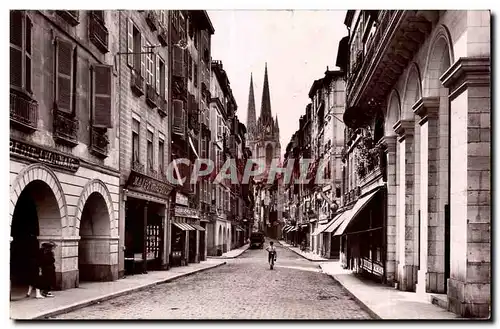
[[52, 241, 372, 319]]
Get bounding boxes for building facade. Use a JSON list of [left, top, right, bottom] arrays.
[[336, 10, 490, 318], [10, 10, 120, 292]]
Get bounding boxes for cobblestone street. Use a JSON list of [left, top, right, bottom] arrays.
[[52, 242, 372, 319]]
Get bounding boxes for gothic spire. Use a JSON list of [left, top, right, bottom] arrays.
[[260, 62, 272, 124], [246, 73, 256, 137]]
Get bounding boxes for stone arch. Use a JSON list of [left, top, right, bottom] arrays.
[[401, 63, 423, 119], [385, 89, 402, 135], [423, 24, 454, 97], [74, 179, 115, 237], [10, 163, 67, 234]]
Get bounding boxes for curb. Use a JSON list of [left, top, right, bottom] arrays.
[[277, 241, 326, 262], [319, 265, 381, 320], [24, 262, 226, 320], [207, 245, 250, 259]]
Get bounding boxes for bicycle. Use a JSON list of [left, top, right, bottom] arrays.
[[269, 251, 276, 270]]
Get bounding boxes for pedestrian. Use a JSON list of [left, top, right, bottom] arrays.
[[25, 235, 44, 299], [39, 241, 57, 298]]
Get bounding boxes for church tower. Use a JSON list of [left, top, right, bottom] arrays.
[[247, 63, 281, 166]]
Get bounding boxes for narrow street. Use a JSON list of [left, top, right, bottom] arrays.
[[52, 242, 372, 320]]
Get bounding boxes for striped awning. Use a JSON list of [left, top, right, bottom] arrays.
[[285, 226, 295, 233], [323, 212, 346, 233], [334, 188, 380, 236], [173, 222, 195, 231], [190, 223, 206, 231], [282, 225, 291, 232]]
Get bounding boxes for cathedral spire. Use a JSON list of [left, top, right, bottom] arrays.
[[260, 63, 272, 123], [246, 73, 256, 137]]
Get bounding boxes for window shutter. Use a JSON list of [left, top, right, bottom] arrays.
[[10, 10, 23, 88], [155, 55, 160, 92], [173, 46, 183, 77], [172, 99, 184, 136], [127, 19, 134, 67], [56, 37, 74, 113], [164, 63, 168, 100], [92, 64, 113, 128], [140, 36, 146, 78], [184, 48, 188, 79]]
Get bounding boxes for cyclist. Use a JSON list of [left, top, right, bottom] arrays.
[[266, 241, 277, 265]]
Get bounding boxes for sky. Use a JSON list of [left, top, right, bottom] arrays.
[[207, 10, 347, 158]]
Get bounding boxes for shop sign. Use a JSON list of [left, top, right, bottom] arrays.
[[126, 171, 173, 199], [175, 193, 189, 206], [361, 258, 372, 272], [174, 206, 199, 218], [10, 138, 80, 172], [373, 263, 384, 276]]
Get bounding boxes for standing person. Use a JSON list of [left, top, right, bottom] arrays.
[[25, 235, 44, 299], [39, 242, 57, 298]]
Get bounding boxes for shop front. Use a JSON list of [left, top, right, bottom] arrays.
[[334, 187, 385, 282], [170, 192, 205, 267], [123, 170, 173, 275]]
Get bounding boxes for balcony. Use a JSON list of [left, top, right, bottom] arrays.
[[53, 109, 78, 147], [10, 90, 38, 132], [158, 26, 168, 46], [345, 11, 433, 127], [89, 12, 109, 53], [90, 126, 109, 158], [131, 159, 145, 174], [146, 84, 159, 108], [146, 11, 158, 31], [344, 186, 361, 206], [130, 69, 144, 96], [57, 10, 80, 26]]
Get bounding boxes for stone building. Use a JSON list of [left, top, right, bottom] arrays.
[[207, 60, 237, 255], [118, 10, 175, 275], [167, 10, 214, 267], [10, 10, 120, 293], [336, 10, 490, 318], [306, 70, 345, 258]]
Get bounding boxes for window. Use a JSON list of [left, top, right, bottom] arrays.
[[10, 11, 32, 93], [147, 129, 154, 169], [145, 41, 154, 85], [336, 187, 341, 198], [157, 56, 166, 98], [132, 119, 140, 162], [193, 64, 198, 88], [55, 37, 76, 114], [127, 19, 141, 70], [158, 137, 165, 173], [92, 64, 113, 128]]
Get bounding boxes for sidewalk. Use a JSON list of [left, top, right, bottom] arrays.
[[207, 243, 250, 259], [278, 240, 331, 262], [10, 259, 226, 320], [319, 262, 462, 320]]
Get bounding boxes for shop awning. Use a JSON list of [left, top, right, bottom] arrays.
[[282, 225, 291, 232], [323, 211, 347, 233], [301, 224, 309, 228], [285, 226, 295, 233], [311, 221, 331, 236], [190, 223, 206, 231], [334, 189, 381, 236], [173, 222, 196, 231], [288, 227, 297, 232]]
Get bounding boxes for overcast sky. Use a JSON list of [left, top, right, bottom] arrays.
[[207, 10, 347, 157]]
